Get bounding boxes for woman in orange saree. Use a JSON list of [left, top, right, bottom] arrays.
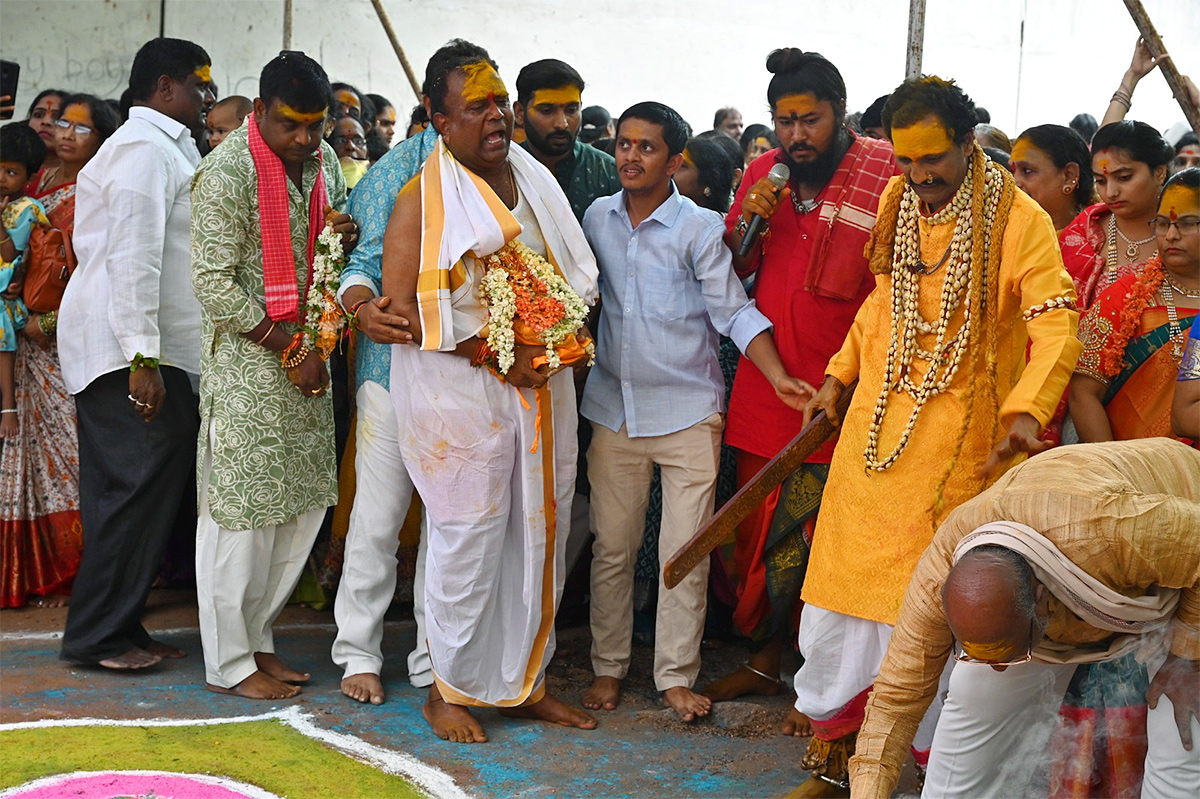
[[1053, 169, 1198, 799]]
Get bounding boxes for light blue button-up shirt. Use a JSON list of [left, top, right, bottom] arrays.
[[580, 186, 772, 438], [339, 127, 439, 390]]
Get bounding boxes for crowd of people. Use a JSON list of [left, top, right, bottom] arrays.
[[0, 30, 1198, 798]]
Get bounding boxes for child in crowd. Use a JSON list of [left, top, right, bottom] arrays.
[[0, 124, 49, 438], [205, 95, 252, 151]]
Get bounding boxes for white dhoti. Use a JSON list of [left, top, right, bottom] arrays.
[[923, 652, 1199, 798], [196, 421, 324, 688], [331, 379, 430, 687], [796, 605, 949, 754], [390, 344, 576, 707]]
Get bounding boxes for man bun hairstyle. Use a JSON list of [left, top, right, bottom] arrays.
[[127, 38, 211, 103], [1091, 120, 1175, 170], [259, 51, 334, 116], [515, 59, 584, 107], [423, 39, 497, 118], [882, 76, 978, 145], [1017, 124, 1094, 211], [617, 101, 689, 157], [0, 122, 48, 175], [765, 48, 846, 119]]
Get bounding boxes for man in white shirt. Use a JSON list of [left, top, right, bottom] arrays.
[[59, 37, 214, 670]]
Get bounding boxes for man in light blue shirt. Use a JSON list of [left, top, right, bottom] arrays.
[[579, 102, 814, 723], [330, 107, 436, 706]]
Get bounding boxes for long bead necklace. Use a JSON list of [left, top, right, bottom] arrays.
[[863, 160, 1001, 472], [1161, 271, 1200, 359]]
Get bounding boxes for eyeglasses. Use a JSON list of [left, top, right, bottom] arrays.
[[1148, 216, 1200, 234], [333, 135, 366, 147], [951, 618, 1035, 667], [55, 118, 94, 137]]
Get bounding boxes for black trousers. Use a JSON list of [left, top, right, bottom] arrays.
[[60, 366, 200, 663]]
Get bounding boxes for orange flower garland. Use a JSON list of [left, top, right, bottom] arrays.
[[1099, 254, 1164, 377]]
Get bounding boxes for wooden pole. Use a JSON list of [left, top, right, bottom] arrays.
[[663, 383, 856, 590], [905, 0, 927, 80], [369, 0, 423, 102], [283, 0, 293, 50], [1121, 0, 1200, 138]]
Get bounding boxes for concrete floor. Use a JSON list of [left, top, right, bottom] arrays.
[[0, 589, 867, 798]]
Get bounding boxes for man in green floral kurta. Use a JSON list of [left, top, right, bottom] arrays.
[[190, 52, 355, 701]]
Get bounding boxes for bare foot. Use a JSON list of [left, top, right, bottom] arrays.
[[342, 672, 386, 705], [208, 670, 301, 700], [581, 675, 622, 711], [254, 651, 310, 684], [145, 639, 186, 659], [702, 664, 783, 701], [782, 707, 813, 737], [500, 692, 597, 729], [663, 686, 712, 723], [97, 647, 162, 670], [33, 594, 70, 608], [424, 684, 487, 743]]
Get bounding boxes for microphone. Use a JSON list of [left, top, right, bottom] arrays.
[[737, 163, 790, 257]]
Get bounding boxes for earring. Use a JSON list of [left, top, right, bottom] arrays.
[[1062, 184, 1073, 195], [703, 187, 712, 196]]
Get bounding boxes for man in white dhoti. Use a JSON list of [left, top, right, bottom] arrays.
[[849, 439, 1200, 799], [380, 39, 598, 743]]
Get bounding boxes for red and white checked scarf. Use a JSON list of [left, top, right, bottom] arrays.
[[247, 115, 328, 322], [805, 134, 898, 300]]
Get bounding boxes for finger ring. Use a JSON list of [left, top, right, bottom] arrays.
[[749, 193, 757, 201], [127, 394, 139, 404], [310, 389, 321, 396], [144, 404, 154, 410]]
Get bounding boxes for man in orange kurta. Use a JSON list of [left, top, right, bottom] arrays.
[[794, 77, 1081, 796]]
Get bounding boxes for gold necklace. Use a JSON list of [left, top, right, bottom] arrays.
[[1162, 269, 1200, 298]]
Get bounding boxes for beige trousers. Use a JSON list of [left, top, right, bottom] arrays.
[[587, 414, 722, 691]]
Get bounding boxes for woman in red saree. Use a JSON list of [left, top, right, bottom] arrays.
[[1052, 169, 1199, 799], [1059, 120, 1174, 310], [0, 95, 118, 608]]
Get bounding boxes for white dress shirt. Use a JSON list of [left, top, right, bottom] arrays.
[[59, 106, 203, 394]]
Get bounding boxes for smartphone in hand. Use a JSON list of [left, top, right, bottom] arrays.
[[0, 61, 20, 120]]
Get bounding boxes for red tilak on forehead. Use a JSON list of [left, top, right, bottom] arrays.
[[1170, 209, 1178, 221]]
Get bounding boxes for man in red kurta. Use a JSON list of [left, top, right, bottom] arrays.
[[703, 48, 896, 721]]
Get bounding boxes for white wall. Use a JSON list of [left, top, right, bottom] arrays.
[[2, 0, 1197, 138]]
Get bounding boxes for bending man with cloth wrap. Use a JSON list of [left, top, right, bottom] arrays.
[[850, 439, 1200, 799]]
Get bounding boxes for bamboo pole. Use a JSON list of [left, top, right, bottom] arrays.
[[369, 0, 423, 102], [283, 0, 293, 50], [1121, 0, 1200, 138], [905, 0, 927, 80]]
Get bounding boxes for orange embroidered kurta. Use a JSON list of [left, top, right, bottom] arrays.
[[802, 181, 1082, 625]]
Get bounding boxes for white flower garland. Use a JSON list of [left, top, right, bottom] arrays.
[[478, 239, 592, 375], [302, 224, 348, 358]]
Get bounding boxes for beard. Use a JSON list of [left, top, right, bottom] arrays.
[[523, 122, 575, 158], [782, 128, 850, 187]]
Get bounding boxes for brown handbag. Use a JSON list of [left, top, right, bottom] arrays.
[[23, 225, 77, 313]]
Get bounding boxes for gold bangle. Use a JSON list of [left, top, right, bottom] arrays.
[[253, 321, 276, 346]]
